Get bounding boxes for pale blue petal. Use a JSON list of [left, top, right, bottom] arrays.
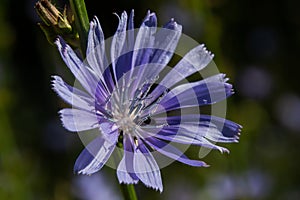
[[127, 9, 135, 53], [150, 18, 182, 65], [150, 75, 233, 114], [51, 76, 94, 111], [148, 44, 214, 104], [199, 115, 242, 138], [154, 114, 241, 139], [114, 11, 158, 100], [126, 11, 158, 98], [111, 11, 128, 84], [55, 37, 99, 96], [113, 10, 135, 82], [117, 135, 139, 184], [134, 142, 163, 192], [141, 125, 230, 153], [74, 132, 118, 175], [127, 18, 182, 100], [128, 10, 135, 31], [160, 44, 214, 87], [86, 17, 111, 93], [99, 122, 119, 144], [114, 10, 137, 81], [143, 136, 208, 167], [86, 17, 107, 77], [132, 11, 157, 67], [59, 108, 99, 132], [117, 156, 139, 184]]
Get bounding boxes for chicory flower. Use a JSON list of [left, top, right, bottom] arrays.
[[52, 10, 242, 192]]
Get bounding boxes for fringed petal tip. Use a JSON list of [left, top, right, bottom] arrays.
[[89, 17, 103, 40], [199, 44, 215, 60], [73, 166, 98, 176], [51, 76, 71, 106], [73, 168, 88, 175], [152, 185, 163, 193], [121, 179, 163, 193], [51, 75, 64, 87], [225, 83, 235, 97], [90, 16, 99, 28], [51, 77, 70, 104], [117, 172, 139, 184], [140, 180, 163, 193], [204, 163, 210, 167], [203, 142, 230, 154], [113, 10, 128, 22], [238, 128, 243, 135], [118, 181, 139, 187], [164, 18, 182, 31], [219, 147, 230, 154], [220, 73, 230, 83], [58, 109, 77, 132], [224, 120, 243, 139], [50, 75, 58, 88], [73, 166, 96, 176], [51, 74, 59, 81], [54, 36, 61, 46], [192, 160, 210, 168], [54, 36, 66, 50], [142, 10, 157, 28], [58, 108, 100, 132], [144, 9, 156, 17], [233, 127, 243, 142], [54, 36, 73, 59]]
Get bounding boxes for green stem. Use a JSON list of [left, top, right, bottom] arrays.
[[120, 184, 138, 200], [69, 0, 89, 56]]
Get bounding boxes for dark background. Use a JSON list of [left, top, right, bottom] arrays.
[[1, 0, 300, 199]]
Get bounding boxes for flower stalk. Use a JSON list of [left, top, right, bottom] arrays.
[[69, 0, 89, 56], [120, 184, 138, 200]]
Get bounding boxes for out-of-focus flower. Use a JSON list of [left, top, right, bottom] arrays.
[[198, 170, 272, 199], [238, 66, 273, 100], [52, 10, 242, 192], [276, 94, 300, 132], [72, 173, 121, 200]]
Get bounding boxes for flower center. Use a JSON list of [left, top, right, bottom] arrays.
[[110, 76, 156, 135], [115, 111, 137, 134]]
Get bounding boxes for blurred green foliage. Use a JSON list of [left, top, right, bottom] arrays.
[[0, 0, 300, 199]]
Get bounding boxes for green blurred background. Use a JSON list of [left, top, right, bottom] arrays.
[[1, 0, 300, 199]]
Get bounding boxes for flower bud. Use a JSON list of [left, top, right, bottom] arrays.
[[35, 0, 79, 48]]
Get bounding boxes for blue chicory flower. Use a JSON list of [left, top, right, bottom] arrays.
[[52, 10, 242, 192]]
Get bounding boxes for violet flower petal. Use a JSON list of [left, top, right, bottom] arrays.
[[74, 133, 118, 175]]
